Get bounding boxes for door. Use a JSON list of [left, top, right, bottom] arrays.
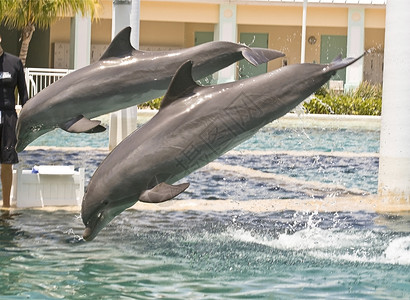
[[195, 32, 215, 85], [320, 35, 347, 83], [239, 33, 269, 80]]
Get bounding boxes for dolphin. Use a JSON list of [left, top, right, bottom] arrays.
[[81, 54, 364, 241], [15, 27, 284, 152]]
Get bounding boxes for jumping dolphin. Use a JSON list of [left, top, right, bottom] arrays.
[[81, 54, 364, 241], [15, 27, 284, 152]]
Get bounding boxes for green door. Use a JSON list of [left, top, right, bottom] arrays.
[[195, 32, 215, 85], [239, 33, 269, 80], [195, 32, 214, 45], [320, 35, 347, 83]]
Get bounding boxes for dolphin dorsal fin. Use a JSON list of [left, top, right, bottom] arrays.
[[99, 27, 139, 60], [160, 60, 200, 110]]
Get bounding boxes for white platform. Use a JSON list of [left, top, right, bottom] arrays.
[[10, 166, 85, 208]]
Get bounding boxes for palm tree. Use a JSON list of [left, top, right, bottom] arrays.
[[0, 0, 101, 66]]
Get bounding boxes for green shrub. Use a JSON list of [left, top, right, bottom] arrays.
[[138, 82, 382, 116], [137, 97, 163, 110], [303, 81, 382, 116]]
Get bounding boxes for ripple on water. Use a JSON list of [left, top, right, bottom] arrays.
[[1, 209, 409, 299], [2, 125, 399, 299]]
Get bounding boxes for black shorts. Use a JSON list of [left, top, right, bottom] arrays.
[[0, 110, 19, 164]]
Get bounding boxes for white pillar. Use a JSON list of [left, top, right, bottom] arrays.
[[112, 0, 131, 36], [70, 13, 91, 69], [378, 0, 410, 203], [215, 4, 237, 83], [109, 0, 140, 150], [300, 0, 307, 63], [345, 7, 364, 91], [130, 0, 140, 49]]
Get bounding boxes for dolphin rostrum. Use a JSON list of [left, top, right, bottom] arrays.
[[15, 27, 284, 152], [81, 54, 364, 241]]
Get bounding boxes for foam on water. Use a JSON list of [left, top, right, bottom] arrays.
[[229, 149, 379, 158], [383, 236, 410, 265], [2, 208, 409, 299], [4, 118, 409, 299], [224, 214, 410, 266]]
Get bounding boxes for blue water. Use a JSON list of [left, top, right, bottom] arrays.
[[26, 124, 380, 196], [2, 121, 409, 299], [30, 125, 380, 153], [1, 209, 409, 299]]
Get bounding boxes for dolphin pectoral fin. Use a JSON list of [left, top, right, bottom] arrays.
[[242, 48, 285, 66], [62, 115, 106, 133], [139, 182, 190, 203]]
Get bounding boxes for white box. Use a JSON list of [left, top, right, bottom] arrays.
[[329, 80, 344, 92], [10, 166, 85, 208]]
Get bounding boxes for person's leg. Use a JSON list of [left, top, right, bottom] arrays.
[[1, 112, 18, 208], [1, 164, 13, 207]]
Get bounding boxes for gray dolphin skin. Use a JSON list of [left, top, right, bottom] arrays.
[[81, 54, 364, 241], [15, 27, 284, 152]]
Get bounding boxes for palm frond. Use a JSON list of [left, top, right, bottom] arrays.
[[1, 0, 101, 30]]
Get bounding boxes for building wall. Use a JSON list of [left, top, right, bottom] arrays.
[[185, 23, 216, 47], [365, 28, 385, 51], [141, 1, 219, 24], [140, 21, 185, 48], [50, 18, 112, 67], [91, 19, 112, 44], [238, 5, 303, 26], [21, 1, 386, 74], [365, 8, 386, 28], [237, 24, 348, 71]]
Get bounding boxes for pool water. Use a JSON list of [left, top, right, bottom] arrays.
[[24, 124, 380, 196], [1, 209, 409, 299], [2, 119, 409, 299], [29, 124, 380, 153]]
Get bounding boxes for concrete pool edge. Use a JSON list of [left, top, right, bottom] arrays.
[[96, 110, 381, 131], [135, 109, 381, 130], [133, 196, 409, 214], [2, 196, 409, 214]]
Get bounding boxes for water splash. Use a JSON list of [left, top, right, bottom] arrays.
[[224, 212, 410, 266], [384, 236, 410, 265]]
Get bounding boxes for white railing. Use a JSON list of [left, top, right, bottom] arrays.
[[23, 67, 73, 102]]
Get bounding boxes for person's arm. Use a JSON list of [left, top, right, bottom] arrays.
[[16, 59, 28, 107]]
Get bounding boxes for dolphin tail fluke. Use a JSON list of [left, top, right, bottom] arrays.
[[139, 182, 190, 203], [62, 115, 106, 133], [327, 52, 366, 74], [242, 48, 285, 66]]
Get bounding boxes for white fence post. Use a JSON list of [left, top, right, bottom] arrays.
[[21, 68, 73, 105]]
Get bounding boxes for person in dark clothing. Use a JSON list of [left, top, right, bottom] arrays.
[[0, 34, 29, 207]]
